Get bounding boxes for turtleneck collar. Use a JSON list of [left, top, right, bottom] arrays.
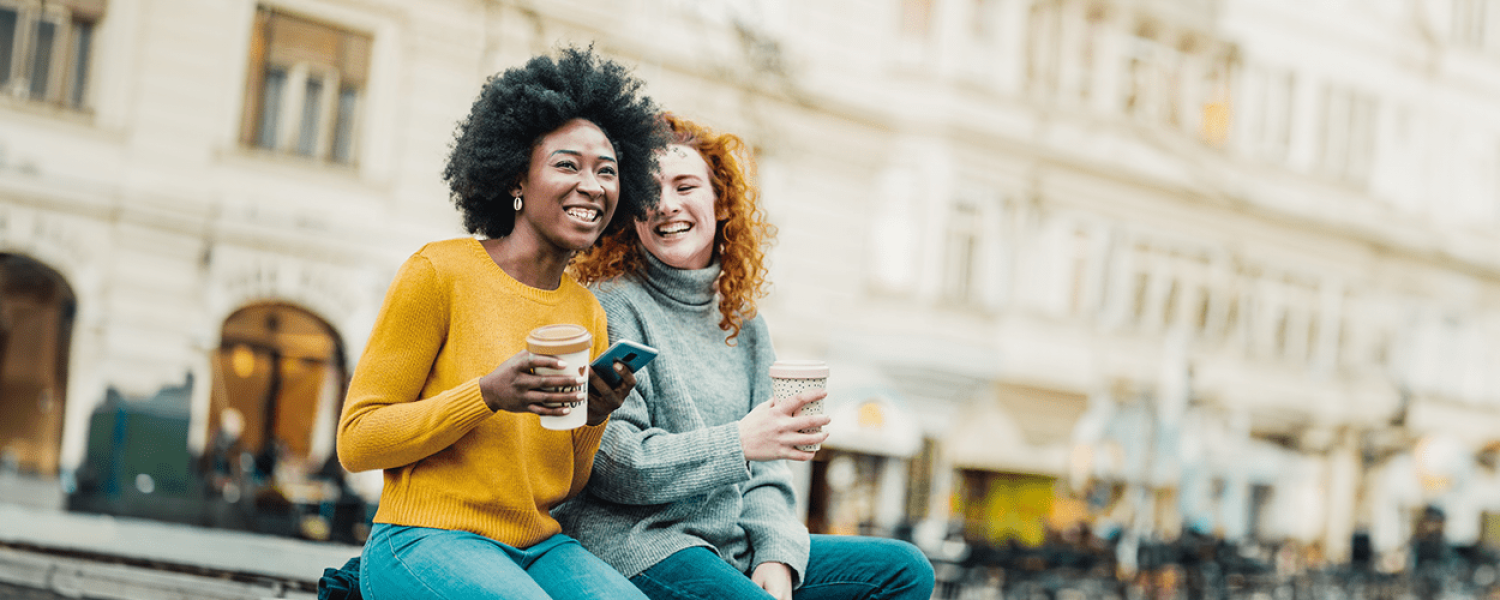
[[640, 248, 719, 308]]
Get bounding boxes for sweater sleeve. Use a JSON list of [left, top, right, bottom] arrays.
[[737, 317, 810, 586], [337, 253, 496, 473], [740, 459, 812, 586], [583, 290, 752, 505]]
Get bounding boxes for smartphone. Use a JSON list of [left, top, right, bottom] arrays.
[[590, 340, 659, 386]]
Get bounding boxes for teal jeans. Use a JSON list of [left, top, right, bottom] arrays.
[[630, 535, 934, 600], [360, 523, 648, 600]]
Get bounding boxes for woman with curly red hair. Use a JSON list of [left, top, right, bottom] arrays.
[[559, 114, 934, 600]]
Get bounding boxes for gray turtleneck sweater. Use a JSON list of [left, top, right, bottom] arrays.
[[553, 252, 810, 586]]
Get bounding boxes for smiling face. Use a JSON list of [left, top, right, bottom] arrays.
[[512, 118, 620, 255], [635, 144, 719, 270]]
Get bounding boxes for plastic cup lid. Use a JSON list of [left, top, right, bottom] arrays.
[[526, 324, 592, 355], [769, 359, 828, 379]]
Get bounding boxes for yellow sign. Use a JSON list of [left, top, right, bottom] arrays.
[[857, 401, 885, 428], [1201, 101, 1231, 146]]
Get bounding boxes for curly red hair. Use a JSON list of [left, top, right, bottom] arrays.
[[570, 113, 775, 343]]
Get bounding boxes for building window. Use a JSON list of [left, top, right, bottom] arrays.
[[942, 197, 982, 305], [1191, 284, 1212, 334], [1317, 86, 1377, 187], [1241, 67, 1295, 163], [971, 0, 999, 40], [241, 7, 370, 165], [893, 0, 937, 69], [1129, 269, 1152, 325], [1452, 0, 1489, 48], [960, 0, 1004, 84], [0, 0, 100, 109], [1025, 2, 1062, 98], [940, 188, 1007, 309], [1075, 8, 1108, 105], [1066, 229, 1094, 316], [1197, 63, 1232, 147], [900, 0, 934, 39], [1121, 30, 1181, 125]]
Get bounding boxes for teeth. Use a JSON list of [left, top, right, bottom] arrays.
[[566, 208, 599, 222], [657, 222, 690, 234]]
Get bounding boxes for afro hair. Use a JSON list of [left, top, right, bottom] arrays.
[[443, 46, 667, 239]]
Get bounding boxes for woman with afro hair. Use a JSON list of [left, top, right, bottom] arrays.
[[336, 46, 667, 600], [557, 113, 934, 600]]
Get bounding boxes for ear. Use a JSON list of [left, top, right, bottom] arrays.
[[509, 177, 525, 199]]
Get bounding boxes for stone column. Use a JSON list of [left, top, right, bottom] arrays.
[[1321, 427, 1361, 564]]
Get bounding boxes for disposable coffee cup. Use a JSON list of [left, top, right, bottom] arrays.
[[769, 360, 829, 452], [526, 324, 591, 430]]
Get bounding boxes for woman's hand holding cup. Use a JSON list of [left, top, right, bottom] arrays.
[[479, 351, 587, 417], [738, 389, 831, 462]]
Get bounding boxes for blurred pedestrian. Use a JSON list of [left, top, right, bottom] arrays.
[[1412, 505, 1448, 600], [559, 113, 934, 600], [202, 407, 244, 500], [335, 46, 668, 600]]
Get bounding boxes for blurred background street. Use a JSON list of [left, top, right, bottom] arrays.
[[3, 0, 1500, 598]]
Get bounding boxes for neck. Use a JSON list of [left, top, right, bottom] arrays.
[[641, 248, 720, 308], [482, 236, 571, 290]]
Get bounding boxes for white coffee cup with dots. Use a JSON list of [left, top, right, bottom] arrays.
[[769, 360, 829, 452]]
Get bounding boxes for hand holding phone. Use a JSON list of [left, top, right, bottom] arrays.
[[590, 340, 659, 386]]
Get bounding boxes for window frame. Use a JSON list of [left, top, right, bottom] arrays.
[[940, 196, 981, 305], [240, 6, 369, 166], [0, 0, 95, 109], [938, 186, 1009, 311], [1451, 0, 1489, 49], [267, 61, 342, 158], [1316, 85, 1378, 187], [893, 0, 936, 69]]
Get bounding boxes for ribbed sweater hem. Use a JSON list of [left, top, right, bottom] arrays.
[[374, 503, 561, 549]]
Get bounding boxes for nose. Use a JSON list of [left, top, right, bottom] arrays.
[[578, 170, 604, 197], [654, 185, 682, 216]]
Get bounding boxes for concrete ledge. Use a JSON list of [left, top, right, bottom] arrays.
[[0, 503, 359, 589], [0, 546, 317, 600]]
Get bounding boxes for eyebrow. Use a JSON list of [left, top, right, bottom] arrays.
[[551, 149, 617, 163]]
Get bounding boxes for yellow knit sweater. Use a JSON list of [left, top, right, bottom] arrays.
[[337, 237, 609, 548]]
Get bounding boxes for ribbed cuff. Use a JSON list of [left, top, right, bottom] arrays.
[[446, 377, 497, 429]]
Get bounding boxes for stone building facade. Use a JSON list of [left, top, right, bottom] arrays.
[[2, 0, 1499, 569]]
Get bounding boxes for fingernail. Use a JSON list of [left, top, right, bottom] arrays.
[[560, 407, 571, 414], [577, 392, 587, 400]]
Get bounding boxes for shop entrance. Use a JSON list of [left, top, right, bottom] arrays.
[[205, 302, 359, 541], [211, 303, 346, 473], [0, 254, 75, 478]]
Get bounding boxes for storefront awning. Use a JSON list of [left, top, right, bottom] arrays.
[[822, 389, 922, 458], [946, 392, 1074, 477]]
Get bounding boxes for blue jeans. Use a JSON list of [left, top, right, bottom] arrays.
[[631, 534, 934, 600], [360, 523, 649, 600]]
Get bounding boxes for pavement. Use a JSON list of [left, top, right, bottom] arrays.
[[0, 475, 362, 600]]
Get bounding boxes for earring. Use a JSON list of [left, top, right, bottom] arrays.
[[513, 196, 523, 211]]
